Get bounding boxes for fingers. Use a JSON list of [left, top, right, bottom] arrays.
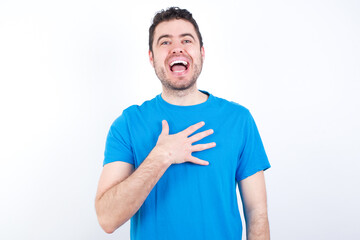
[[160, 120, 169, 136], [188, 156, 209, 166], [189, 129, 214, 143], [191, 142, 216, 152], [183, 121, 205, 136]]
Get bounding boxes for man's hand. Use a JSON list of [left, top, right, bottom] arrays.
[[151, 120, 216, 166]]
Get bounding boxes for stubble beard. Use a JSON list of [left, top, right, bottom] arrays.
[[154, 57, 203, 91]]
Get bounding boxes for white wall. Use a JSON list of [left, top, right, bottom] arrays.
[[1, 0, 359, 239]]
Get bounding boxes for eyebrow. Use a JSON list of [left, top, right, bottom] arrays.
[[156, 33, 196, 45]]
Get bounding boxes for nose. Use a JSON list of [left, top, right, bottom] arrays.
[[171, 41, 184, 54], [172, 47, 183, 54]]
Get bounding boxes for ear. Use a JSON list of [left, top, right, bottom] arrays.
[[201, 46, 205, 62], [149, 50, 154, 67]]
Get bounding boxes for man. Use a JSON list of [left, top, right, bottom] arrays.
[[95, 7, 271, 240]]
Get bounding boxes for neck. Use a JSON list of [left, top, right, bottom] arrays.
[[161, 85, 208, 106]]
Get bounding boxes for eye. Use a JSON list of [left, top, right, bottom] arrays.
[[161, 41, 170, 45], [183, 39, 192, 44]]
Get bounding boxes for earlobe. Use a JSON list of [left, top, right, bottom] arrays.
[[201, 47, 205, 61], [149, 50, 154, 67]]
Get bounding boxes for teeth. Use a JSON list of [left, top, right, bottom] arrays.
[[170, 60, 188, 66]]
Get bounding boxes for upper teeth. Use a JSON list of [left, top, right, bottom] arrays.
[[170, 60, 188, 66]]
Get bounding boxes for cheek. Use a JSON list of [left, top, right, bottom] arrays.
[[189, 51, 202, 63], [153, 52, 166, 63], [186, 46, 200, 57]]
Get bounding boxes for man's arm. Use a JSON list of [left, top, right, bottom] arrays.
[[95, 152, 170, 233], [95, 120, 215, 233], [238, 171, 270, 240]]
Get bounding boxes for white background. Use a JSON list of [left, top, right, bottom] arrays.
[[1, 0, 359, 239]]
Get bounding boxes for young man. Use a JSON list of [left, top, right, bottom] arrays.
[[95, 7, 271, 240]]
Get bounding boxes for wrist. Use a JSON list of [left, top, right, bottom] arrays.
[[148, 147, 173, 168]]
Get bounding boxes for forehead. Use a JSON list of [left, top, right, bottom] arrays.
[[154, 19, 198, 39]]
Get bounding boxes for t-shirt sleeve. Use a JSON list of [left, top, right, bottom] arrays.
[[235, 111, 271, 181], [103, 112, 134, 166]]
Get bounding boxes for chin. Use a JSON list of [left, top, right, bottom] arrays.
[[166, 78, 197, 91]]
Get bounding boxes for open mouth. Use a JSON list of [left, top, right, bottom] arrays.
[[169, 60, 189, 73]]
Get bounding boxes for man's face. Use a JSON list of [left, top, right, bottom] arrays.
[[149, 19, 205, 91]]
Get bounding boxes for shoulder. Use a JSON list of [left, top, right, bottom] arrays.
[[125, 95, 158, 113], [112, 96, 158, 126], [212, 94, 251, 117]]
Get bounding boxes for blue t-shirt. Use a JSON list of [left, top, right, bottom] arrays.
[[104, 90, 270, 240]]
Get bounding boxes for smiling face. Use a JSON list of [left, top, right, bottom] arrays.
[[149, 19, 205, 91]]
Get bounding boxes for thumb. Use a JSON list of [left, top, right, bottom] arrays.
[[160, 120, 169, 136]]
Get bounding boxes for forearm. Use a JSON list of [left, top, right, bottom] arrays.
[[95, 150, 171, 233], [246, 211, 270, 240]]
